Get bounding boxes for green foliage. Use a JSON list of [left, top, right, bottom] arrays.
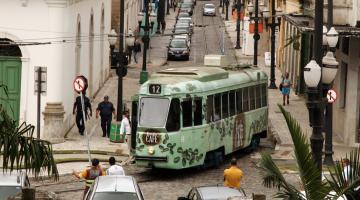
[[260, 105, 360, 199], [0, 85, 58, 179]]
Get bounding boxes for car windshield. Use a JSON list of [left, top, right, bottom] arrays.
[[205, 4, 215, 8], [174, 29, 188, 34], [92, 192, 139, 200], [170, 40, 187, 48], [0, 186, 22, 200], [181, 3, 192, 8], [176, 23, 189, 27], [139, 98, 170, 127], [178, 13, 189, 17]]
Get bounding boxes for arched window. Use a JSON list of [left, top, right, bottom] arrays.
[[89, 10, 94, 97], [75, 14, 81, 76]]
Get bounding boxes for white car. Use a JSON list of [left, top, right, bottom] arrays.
[[0, 172, 30, 200], [85, 176, 144, 200], [203, 3, 216, 16]]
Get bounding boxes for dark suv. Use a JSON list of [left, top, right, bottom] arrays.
[[167, 39, 190, 61]]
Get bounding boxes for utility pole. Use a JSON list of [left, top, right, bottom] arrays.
[[268, 0, 277, 89], [253, 0, 259, 66], [235, 0, 242, 49], [117, 0, 125, 122]]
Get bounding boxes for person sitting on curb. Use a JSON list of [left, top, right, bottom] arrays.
[[106, 156, 125, 175], [72, 158, 105, 199]]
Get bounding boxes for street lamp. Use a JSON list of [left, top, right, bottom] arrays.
[[125, 30, 135, 63], [138, 0, 156, 84], [235, 0, 243, 49], [247, 0, 260, 66], [304, 0, 339, 174], [322, 27, 339, 166]]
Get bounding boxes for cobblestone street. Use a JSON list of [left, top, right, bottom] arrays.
[[34, 148, 301, 200]]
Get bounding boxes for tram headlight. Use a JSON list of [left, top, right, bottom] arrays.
[[148, 146, 155, 155]]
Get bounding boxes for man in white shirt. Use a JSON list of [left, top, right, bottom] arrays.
[[120, 110, 132, 158], [106, 157, 125, 175]]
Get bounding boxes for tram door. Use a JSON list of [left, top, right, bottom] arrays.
[[131, 100, 138, 149]]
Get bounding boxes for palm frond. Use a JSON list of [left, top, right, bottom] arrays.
[[260, 153, 305, 199], [327, 147, 360, 199], [0, 104, 58, 180], [278, 105, 331, 199]]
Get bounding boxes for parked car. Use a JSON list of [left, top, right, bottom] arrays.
[[167, 39, 190, 60], [178, 185, 247, 200], [173, 26, 191, 36], [175, 22, 192, 34], [173, 34, 191, 47], [179, 3, 193, 15], [177, 12, 190, 20], [85, 176, 144, 200], [176, 20, 193, 33], [178, 17, 194, 30], [203, 3, 216, 16], [0, 172, 30, 200], [181, 0, 195, 7]]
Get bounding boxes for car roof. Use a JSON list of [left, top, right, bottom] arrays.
[[0, 172, 25, 186], [197, 186, 245, 200], [178, 17, 192, 20], [205, 3, 215, 6], [95, 176, 137, 193]]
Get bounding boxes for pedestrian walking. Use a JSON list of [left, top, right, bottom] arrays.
[[106, 156, 125, 175], [224, 158, 243, 189], [280, 72, 291, 106], [173, 0, 177, 12], [119, 110, 132, 159], [133, 38, 141, 63], [161, 20, 166, 35], [72, 158, 104, 199], [96, 95, 115, 137], [73, 93, 92, 135]]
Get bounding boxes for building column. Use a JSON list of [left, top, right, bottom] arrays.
[[42, 1, 66, 142]]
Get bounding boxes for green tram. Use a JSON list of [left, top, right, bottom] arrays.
[[130, 66, 268, 169]]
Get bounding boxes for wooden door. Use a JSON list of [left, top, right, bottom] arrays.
[[0, 57, 22, 121]]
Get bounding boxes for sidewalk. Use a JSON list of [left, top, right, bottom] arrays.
[[50, 10, 179, 176], [220, 8, 353, 161]]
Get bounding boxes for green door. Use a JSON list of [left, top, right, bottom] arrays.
[[0, 57, 22, 121]]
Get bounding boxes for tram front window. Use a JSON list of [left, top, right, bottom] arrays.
[[139, 98, 170, 127]]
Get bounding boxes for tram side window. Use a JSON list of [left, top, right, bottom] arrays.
[[194, 98, 203, 126], [182, 99, 192, 127], [249, 86, 256, 110], [166, 98, 180, 132], [256, 85, 261, 109], [214, 94, 222, 121], [222, 92, 229, 119], [206, 95, 214, 123], [229, 91, 236, 116], [243, 87, 249, 112], [261, 84, 267, 107], [236, 89, 243, 113]]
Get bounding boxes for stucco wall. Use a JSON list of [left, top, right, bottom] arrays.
[[0, 0, 111, 138]]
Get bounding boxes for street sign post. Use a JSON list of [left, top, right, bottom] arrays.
[[34, 66, 47, 139], [327, 89, 337, 103], [73, 76, 92, 163]]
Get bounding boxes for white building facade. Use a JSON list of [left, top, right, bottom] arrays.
[[0, 0, 136, 142]]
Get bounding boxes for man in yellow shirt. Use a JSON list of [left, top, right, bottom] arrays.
[[224, 158, 243, 188]]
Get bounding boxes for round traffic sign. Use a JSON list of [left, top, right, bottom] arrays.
[[73, 76, 86, 93], [327, 89, 337, 103]]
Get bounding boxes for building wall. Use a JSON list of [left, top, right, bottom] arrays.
[[333, 37, 360, 146], [0, 0, 111, 138]]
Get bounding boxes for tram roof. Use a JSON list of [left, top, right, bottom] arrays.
[[139, 66, 267, 95]]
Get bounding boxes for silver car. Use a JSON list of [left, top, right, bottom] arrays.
[[203, 3, 216, 16], [85, 176, 144, 200], [178, 185, 247, 200], [0, 172, 30, 200]]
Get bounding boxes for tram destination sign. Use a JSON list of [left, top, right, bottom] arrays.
[[149, 84, 162, 94]]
